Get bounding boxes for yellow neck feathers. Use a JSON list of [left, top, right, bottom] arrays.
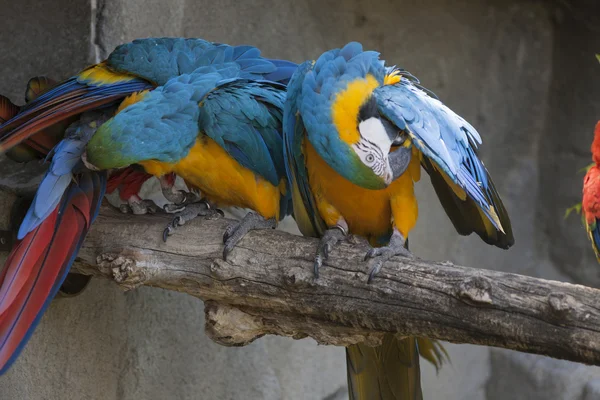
[[331, 75, 380, 145]]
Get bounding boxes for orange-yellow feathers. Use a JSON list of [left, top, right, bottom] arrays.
[[331, 75, 379, 145], [117, 90, 151, 113], [78, 63, 138, 85], [139, 137, 282, 220], [383, 70, 402, 86], [330, 72, 404, 146], [304, 138, 420, 239]]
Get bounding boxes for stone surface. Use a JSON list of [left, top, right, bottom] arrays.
[[0, 280, 347, 400], [0, 0, 92, 102], [487, 350, 600, 400], [1, 0, 600, 399]]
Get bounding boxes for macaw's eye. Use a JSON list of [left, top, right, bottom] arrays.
[[365, 153, 375, 164]]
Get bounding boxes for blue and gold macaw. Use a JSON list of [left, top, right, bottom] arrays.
[[83, 52, 295, 257], [0, 37, 295, 374], [284, 42, 514, 399]]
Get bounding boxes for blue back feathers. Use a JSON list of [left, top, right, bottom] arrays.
[[108, 38, 297, 86], [199, 80, 287, 187], [88, 67, 247, 169], [200, 79, 291, 218], [88, 39, 298, 170]]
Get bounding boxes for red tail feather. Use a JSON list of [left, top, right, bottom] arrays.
[[0, 180, 96, 372], [0, 94, 126, 153], [0, 205, 85, 369], [0, 211, 58, 316]]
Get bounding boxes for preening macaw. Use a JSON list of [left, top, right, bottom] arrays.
[[283, 42, 514, 399], [0, 37, 296, 374], [83, 44, 296, 257], [582, 121, 600, 261]]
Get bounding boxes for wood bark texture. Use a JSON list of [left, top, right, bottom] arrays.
[[65, 204, 600, 366]]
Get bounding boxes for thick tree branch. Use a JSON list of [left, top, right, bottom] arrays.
[[71, 204, 600, 365]]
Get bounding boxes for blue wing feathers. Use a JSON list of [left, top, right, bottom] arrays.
[[375, 81, 502, 227], [18, 110, 112, 238], [108, 38, 297, 86], [374, 77, 512, 246], [200, 80, 287, 188], [593, 221, 600, 254]]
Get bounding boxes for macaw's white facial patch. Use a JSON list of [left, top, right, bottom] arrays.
[[353, 117, 394, 184], [358, 117, 393, 152]]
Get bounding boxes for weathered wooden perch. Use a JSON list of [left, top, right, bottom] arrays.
[[71, 204, 600, 365]]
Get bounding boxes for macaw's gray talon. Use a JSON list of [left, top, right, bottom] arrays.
[[313, 226, 347, 279], [163, 191, 202, 214], [162, 216, 182, 242], [367, 262, 383, 284], [162, 201, 223, 242], [222, 224, 236, 243], [222, 212, 276, 260], [161, 188, 188, 204], [365, 229, 413, 283], [163, 203, 187, 214]]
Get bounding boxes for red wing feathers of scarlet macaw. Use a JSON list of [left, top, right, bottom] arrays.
[[582, 121, 600, 261]]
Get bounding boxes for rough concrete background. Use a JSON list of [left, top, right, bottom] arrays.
[[0, 0, 600, 399]]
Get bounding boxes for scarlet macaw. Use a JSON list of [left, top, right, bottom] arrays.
[[0, 37, 295, 373], [283, 42, 514, 399], [582, 121, 600, 261]]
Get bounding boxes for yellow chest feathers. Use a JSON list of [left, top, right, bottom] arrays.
[[303, 139, 421, 239], [139, 137, 283, 219]]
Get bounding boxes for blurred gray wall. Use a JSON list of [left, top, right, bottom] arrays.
[[1, 0, 600, 399]]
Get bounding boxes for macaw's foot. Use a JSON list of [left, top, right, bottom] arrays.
[[119, 195, 160, 215], [222, 212, 276, 260], [163, 200, 224, 242], [159, 173, 201, 213], [364, 229, 414, 283], [313, 224, 348, 279], [163, 191, 202, 214]]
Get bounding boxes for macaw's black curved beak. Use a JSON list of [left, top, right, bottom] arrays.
[[388, 146, 412, 183]]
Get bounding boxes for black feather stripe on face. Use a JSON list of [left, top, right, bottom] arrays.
[[358, 96, 402, 144], [358, 96, 378, 123]]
